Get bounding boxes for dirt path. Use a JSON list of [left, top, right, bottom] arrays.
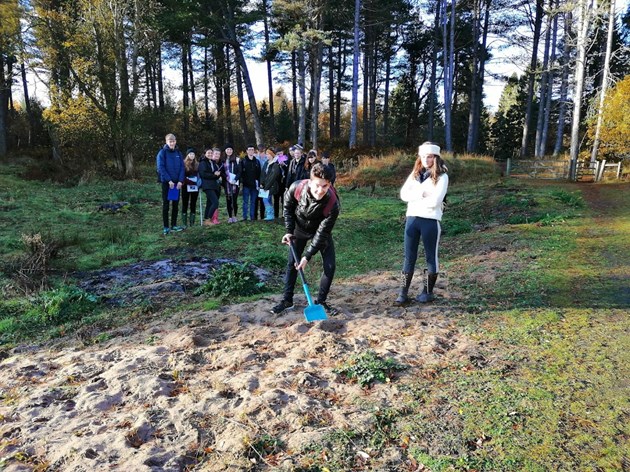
[[0, 271, 473, 471]]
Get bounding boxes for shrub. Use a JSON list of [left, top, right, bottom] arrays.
[[334, 350, 406, 388], [195, 263, 264, 299], [3, 233, 60, 294], [30, 286, 99, 325]]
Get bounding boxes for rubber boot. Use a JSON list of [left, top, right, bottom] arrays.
[[212, 210, 219, 224], [416, 273, 438, 303], [394, 272, 413, 306], [189, 213, 196, 226], [182, 213, 188, 228]]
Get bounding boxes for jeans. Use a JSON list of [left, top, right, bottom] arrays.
[[283, 237, 336, 304], [161, 182, 179, 228], [263, 195, 275, 219], [203, 189, 219, 219], [242, 186, 258, 220], [403, 216, 441, 275]]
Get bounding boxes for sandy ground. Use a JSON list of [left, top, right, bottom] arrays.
[[0, 271, 476, 471]]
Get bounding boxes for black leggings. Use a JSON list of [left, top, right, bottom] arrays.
[[283, 237, 336, 304], [226, 188, 239, 218], [182, 189, 199, 215], [161, 182, 179, 228]]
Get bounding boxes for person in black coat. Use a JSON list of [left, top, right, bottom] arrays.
[[198, 147, 223, 225]]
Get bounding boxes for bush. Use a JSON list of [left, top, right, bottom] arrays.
[[195, 263, 264, 299], [30, 286, 99, 325], [334, 350, 406, 388]]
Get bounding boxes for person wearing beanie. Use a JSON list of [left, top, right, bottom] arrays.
[[199, 147, 223, 225], [395, 141, 449, 306], [156, 133, 185, 235]]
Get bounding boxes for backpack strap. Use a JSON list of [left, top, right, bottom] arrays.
[[294, 180, 338, 217]]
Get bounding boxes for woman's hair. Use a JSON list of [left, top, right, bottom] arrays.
[[305, 149, 320, 171], [266, 147, 276, 159], [184, 154, 198, 173], [412, 141, 447, 184]]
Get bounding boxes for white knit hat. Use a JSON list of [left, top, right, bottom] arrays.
[[418, 143, 441, 157]]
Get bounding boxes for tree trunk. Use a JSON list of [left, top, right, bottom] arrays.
[[362, 39, 369, 146], [182, 43, 190, 132], [383, 55, 391, 140], [540, 5, 558, 158], [0, 54, 7, 157], [297, 48, 307, 146], [442, 0, 455, 152], [466, 0, 481, 153], [428, 4, 440, 141], [349, 0, 361, 148], [20, 61, 35, 145], [214, 44, 226, 145], [204, 45, 210, 126], [157, 44, 165, 112], [569, 0, 592, 179], [329, 44, 335, 140], [230, 42, 264, 146], [235, 61, 250, 143], [554, 10, 572, 156], [535, 0, 554, 158], [224, 45, 234, 145], [590, 0, 615, 164], [188, 44, 199, 123], [262, 0, 275, 133], [520, 0, 544, 157], [336, 37, 347, 139], [311, 42, 324, 150], [292, 51, 299, 139]]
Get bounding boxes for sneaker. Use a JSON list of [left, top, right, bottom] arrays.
[[271, 300, 294, 315], [316, 301, 339, 316], [163, 227, 170, 235], [171, 226, 185, 232]]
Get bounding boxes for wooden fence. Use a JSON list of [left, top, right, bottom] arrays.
[[506, 159, 624, 181]]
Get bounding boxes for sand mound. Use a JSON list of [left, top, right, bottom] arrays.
[[0, 271, 475, 471]]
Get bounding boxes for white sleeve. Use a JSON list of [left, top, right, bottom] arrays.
[[422, 174, 449, 207], [400, 174, 422, 202]]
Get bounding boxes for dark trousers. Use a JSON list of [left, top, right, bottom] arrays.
[[273, 193, 282, 218], [203, 189, 220, 219], [226, 189, 239, 218], [283, 237, 336, 304], [403, 216, 441, 275], [161, 182, 179, 228], [182, 189, 199, 215], [255, 196, 265, 219]]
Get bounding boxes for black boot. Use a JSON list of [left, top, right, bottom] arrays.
[[394, 272, 413, 306], [416, 273, 438, 303]]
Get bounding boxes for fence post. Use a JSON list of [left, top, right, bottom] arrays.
[[506, 158, 511, 176]]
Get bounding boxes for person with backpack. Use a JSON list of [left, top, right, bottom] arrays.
[[395, 142, 449, 306], [156, 133, 185, 235], [241, 144, 261, 221], [271, 162, 340, 316]]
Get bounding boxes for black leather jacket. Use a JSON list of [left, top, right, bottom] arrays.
[[283, 180, 340, 260]]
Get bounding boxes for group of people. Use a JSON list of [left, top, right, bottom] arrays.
[[155, 134, 337, 233], [156, 133, 448, 315]]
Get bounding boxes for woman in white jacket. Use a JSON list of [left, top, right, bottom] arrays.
[[395, 142, 449, 305]]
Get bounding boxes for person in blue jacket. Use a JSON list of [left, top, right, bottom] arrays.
[[156, 133, 185, 235]]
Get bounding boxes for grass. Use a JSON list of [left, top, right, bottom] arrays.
[[1, 157, 629, 471]]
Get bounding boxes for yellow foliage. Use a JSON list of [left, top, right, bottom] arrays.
[[588, 76, 630, 160]]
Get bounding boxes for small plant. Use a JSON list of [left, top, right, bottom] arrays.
[[31, 286, 99, 325], [195, 263, 264, 298], [244, 433, 284, 460], [334, 350, 406, 388], [549, 189, 585, 208]]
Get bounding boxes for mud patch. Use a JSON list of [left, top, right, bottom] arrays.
[[76, 257, 271, 305]]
